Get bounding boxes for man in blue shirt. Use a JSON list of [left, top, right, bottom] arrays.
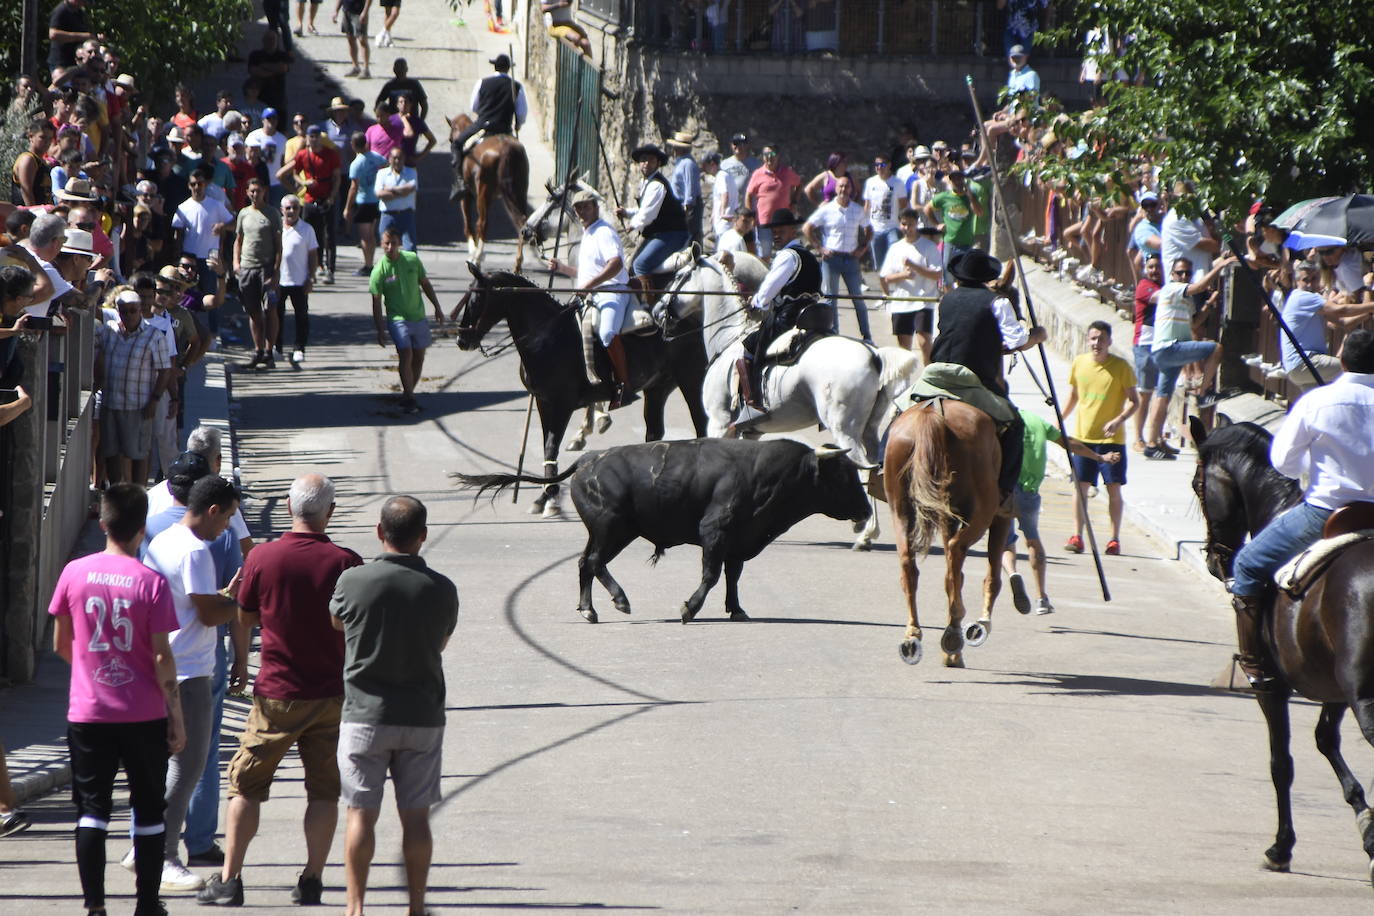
[[1006, 45, 1040, 95], [1281, 260, 1374, 389], [668, 132, 703, 250]]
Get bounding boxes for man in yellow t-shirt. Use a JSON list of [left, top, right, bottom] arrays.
[[1062, 320, 1140, 556]]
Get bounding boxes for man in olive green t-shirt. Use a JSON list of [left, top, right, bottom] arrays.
[[330, 495, 458, 916], [234, 177, 284, 357], [368, 227, 445, 413], [923, 169, 984, 282]]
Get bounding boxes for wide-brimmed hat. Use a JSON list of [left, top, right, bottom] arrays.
[[762, 208, 803, 229], [911, 145, 932, 160], [631, 143, 668, 164], [57, 178, 96, 202], [490, 53, 512, 70], [949, 249, 1002, 285], [60, 228, 97, 257], [328, 96, 350, 112], [114, 73, 137, 92], [666, 130, 695, 149]]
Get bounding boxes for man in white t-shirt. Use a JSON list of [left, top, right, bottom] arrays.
[[172, 168, 233, 292], [275, 194, 320, 366], [1159, 182, 1220, 282], [716, 207, 755, 256], [547, 190, 634, 406], [862, 155, 903, 272], [245, 109, 287, 198], [1316, 244, 1370, 300], [703, 152, 739, 243], [147, 425, 256, 559], [802, 175, 872, 341], [141, 475, 242, 893], [879, 209, 942, 362]]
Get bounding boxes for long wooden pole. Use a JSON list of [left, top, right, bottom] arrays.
[[966, 75, 1111, 602]]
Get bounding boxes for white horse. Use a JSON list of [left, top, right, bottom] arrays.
[[669, 254, 919, 550]]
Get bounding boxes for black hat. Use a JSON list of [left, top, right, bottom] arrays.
[[762, 208, 803, 228], [631, 143, 668, 164], [730, 132, 748, 144], [949, 249, 1002, 285], [168, 451, 211, 481], [490, 54, 512, 71]]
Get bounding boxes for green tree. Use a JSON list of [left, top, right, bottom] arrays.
[[1037, 0, 1374, 216]]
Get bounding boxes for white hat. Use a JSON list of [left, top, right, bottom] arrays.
[[60, 228, 97, 257], [135, 179, 158, 195], [116, 290, 142, 307]]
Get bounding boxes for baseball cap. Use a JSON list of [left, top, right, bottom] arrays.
[[168, 451, 211, 481], [261, 107, 279, 120], [1009, 44, 1028, 57], [1139, 189, 1160, 203], [115, 290, 142, 308], [306, 124, 324, 135], [730, 132, 748, 143], [571, 189, 598, 206]]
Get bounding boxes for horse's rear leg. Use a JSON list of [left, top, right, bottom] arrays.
[[473, 186, 490, 265], [1340, 698, 1374, 865], [968, 514, 1012, 647], [1254, 687, 1297, 871], [885, 451, 923, 664], [641, 384, 670, 442], [941, 537, 969, 667], [567, 404, 598, 452]]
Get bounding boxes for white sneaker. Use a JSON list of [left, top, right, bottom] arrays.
[[375, 30, 385, 47], [1033, 597, 1055, 615], [292, 349, 305, 364], [119, 846, 137, 872], [160, 859, 205, 894]]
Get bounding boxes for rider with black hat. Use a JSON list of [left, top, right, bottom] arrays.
[[617, 143, 690, 303], [452, 54, 528, 195], [929, 249, 1046, 497], [734, 208, 822, 424]]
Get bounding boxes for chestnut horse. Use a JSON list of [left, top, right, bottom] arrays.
[[1192, 417, 1374, 885], [447, 114, 532, 271], [884, 400, 1011, 667]]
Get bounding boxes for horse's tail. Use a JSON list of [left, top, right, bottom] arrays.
[[874, 346, 920, 399], [902, 409, 958, 557], [454, 462, 580, 500], [500, 143, 533, 217]]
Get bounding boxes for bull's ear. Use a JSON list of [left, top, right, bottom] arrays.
[[815, 446, 850, 461], [1188, 416, 1207, 447]]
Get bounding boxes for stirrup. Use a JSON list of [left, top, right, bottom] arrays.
[[1233, 652, 1278, 690], [730, 403, 769, 430]]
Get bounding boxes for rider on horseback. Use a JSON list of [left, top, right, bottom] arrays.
[[546, 190, 636, 408], [1228, 329, 1374, 688], [926, 249, 1046, 500], [735, 208, 823, 425], [451, 53, 527, 198], [616, 144, 691, 305]]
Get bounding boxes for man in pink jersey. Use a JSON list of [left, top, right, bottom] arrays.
[[50, 484, 187, 916]]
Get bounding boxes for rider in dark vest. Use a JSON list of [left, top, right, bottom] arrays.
[[617, 144, 690, 303], [452, 54, 527, 196], [734, 209, 822, 424], [929, 249, 1046, 498]]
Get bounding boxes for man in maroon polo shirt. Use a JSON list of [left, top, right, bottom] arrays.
[[196, 473, 362, 907]]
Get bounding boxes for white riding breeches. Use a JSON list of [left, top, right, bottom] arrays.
[[594, 292, 630, 347]]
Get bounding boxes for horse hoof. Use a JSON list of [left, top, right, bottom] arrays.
[[899, 638, 923, 665], [851, 537, 872, 552], [943, 653, 966, 668], [1262, 854, 1290, 873], [567, 436, 586, 452], [614, 599, 631, 615], [965, 619, 990, 648], [542, 502, 562, 519], [680, 602, 699, 624], [579, 608, 598, 624], [940, 624, 964, 656], [527, 500, 545, 515], [596, 414, 612, 434], [727, 608, 749, 621]]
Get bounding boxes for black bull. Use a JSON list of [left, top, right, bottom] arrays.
[[457, 438, 872, 623]]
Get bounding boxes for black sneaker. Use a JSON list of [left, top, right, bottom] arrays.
[[195, 873, 243, 906], [1197, 391, 1221, 409], [187, 843, 225, 867], [399, 395, 421, 414], [1142, 445, 1177, 461], [290, 872, 323, 905], [0, 811, 30, 837], [263, 352, 276, 370], [133, 903, 169, 916]]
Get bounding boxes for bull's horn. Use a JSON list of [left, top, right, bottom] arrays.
[[815, 446, 850, 460]]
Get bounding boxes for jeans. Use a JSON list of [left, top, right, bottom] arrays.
[[1152, 339, 1217, 397], [1132, 343, 1158, 393], [632, 230, 690, 276], [182, 634, 227, 855], [821, 252, 870, 340], [379, 208, 417, 251], [869, 227, 898, 272], [1231, 501, 1333, 597], [304, 200, 337, 274]]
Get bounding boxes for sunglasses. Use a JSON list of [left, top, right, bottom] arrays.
[[117, 305, 141, 314], [74, 221, 95, 230], [874, 161, 889, 167]]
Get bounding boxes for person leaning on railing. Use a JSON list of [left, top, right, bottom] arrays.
[[0, 265, 38, 427]]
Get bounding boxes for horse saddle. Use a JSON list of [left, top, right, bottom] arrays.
[[1275, 528, 1374, 600], [764, 325, 832, 367], [460, 129, 487, 155], [578, 300, 656, 385], [898, 363, 1019, 426]]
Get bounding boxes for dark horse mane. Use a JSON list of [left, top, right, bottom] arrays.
[[1197, 421, 1302, 513]]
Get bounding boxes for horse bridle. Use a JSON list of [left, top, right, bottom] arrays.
[[456, 279, 584, 359], [1192, 457, 1238, 582]]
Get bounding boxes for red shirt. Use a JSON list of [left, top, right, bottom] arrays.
[[1134, 277, 1161, 346], [745, 165, 801, 226], [238, 531, 363, 700], [292, 146, 342, 204], [222, 156, 256, 210]]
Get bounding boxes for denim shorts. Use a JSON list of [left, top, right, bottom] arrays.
[[1152, 339, 1217, 397], [1132, 343, 1158, 394], [1004, 486, 1043, 547], [1070, 443, 1127, 487], [388, 318, 432, 350]]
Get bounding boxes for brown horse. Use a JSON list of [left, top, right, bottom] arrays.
[[884, 400, 1012, 667], [1192, 417, 1374, 884], [447, 114, 532, 271]]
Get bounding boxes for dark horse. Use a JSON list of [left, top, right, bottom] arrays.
[[452, 265, 709, 516], [1192, 417, 1374, 885], [447, 114, 533, 272]]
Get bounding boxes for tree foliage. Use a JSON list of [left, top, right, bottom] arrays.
[[1038, 0, 1374, 216], [1, 0, 250, 108]]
